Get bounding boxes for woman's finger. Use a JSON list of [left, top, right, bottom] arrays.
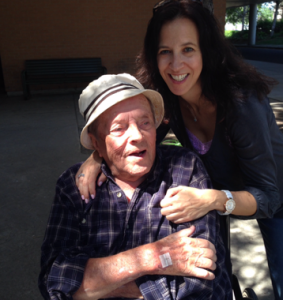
[[160, 192, 182, 208], [97, 172, 107, 187], [164, 186, 185, 198], [77, 175, 91, 202]]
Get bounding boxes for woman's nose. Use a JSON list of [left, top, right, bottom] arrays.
[[171, 53, 183, 71]]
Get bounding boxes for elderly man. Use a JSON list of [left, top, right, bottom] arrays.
[[39, 74, 231, 300]]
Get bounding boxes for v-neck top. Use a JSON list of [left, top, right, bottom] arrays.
[[186, 128, 212, 155]]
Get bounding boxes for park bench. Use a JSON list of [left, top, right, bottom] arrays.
[[21, 58, 107, 99]]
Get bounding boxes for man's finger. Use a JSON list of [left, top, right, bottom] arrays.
[[188, 238, 216, 254], [190, 267, 215, 280], [195, 256, 217, 271], [175, 226, 196, 238]]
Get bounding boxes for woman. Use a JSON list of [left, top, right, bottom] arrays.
[[76, 1, 283, 298]]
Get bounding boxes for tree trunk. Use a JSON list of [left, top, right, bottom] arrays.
[[242, 6, 247, 30], [271, 1, 280, 37]]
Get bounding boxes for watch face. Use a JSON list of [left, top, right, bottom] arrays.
[[226, 200, 236, 211]]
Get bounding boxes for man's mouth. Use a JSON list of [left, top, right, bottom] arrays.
[[170, 74, 188, 82], [129, 150, 146, 157]]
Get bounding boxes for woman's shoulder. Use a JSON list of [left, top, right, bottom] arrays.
[[226, 94, 272, 126]]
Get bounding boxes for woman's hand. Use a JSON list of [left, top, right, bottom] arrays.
[[160, 186, 216, 223], [76, 151, 106, 202]]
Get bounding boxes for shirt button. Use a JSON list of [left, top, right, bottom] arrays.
[[82, 218, 86, 224], [117, 192, 122, 198]]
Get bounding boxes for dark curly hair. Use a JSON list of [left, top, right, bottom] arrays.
[[136, 0, 276, 118]]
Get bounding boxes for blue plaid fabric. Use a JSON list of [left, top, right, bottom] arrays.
[[39, 145, 232, 300]]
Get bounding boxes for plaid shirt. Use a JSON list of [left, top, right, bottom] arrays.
[[39, 146, 232, 300]]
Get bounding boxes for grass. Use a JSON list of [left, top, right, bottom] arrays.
[[256, 35, 283, 45]]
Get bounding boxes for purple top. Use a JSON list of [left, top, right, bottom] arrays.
[[186, 128, 212, 155]]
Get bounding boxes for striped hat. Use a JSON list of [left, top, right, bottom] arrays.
[[79, 73, 164, 150]]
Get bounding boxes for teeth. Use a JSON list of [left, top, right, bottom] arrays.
[[171, 74, 187, 81]]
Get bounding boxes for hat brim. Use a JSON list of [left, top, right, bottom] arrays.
[[80, 88, 164, 150]]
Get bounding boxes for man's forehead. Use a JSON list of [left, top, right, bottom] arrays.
[[102, 95, 152, 120]]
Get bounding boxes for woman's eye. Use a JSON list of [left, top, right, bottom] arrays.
[[184, 47, 193, 53], [159, 49, 170, 55]]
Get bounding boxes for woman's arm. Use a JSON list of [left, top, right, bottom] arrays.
[[160, 186, 257, 223], [161, 96, 280, 222]]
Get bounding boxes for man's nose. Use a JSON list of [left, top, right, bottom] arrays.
[[128, 124, 143, 142]]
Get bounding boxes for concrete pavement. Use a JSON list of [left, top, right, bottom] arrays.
[[227, 59, 283, 300], [0, 59, 282, 300]]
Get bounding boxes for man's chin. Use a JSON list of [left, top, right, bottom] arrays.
[[117, 165, 151, 183]]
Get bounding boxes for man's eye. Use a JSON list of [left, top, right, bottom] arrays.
[[142, 121, 154, 128], [112, 127, 123, 132]]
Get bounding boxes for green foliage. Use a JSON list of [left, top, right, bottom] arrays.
[[226, 3, 276, 29], [257, 19, 283, 34], [161, 138, 182, 147], [257, 4, 274, 21], [225, 30, 249, 41], [225, 27, 283, 44], [275, 19, 283, 32], [225, 3, 283, 45], [257, 34, 283, 45], [225, 30, 234, 38], [257, 19, 272, 33], [226, 6, 249, 26]]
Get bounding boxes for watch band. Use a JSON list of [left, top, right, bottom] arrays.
[[217, 190, 236, 216]]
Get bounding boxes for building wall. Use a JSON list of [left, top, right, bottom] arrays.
[[214, 0, 226, 30], [0, 0, 226, 93]]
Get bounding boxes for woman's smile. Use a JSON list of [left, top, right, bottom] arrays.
[[157, 17, 203, 101]]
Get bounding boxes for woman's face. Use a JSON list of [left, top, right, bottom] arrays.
[[157, 17, 203, 101]]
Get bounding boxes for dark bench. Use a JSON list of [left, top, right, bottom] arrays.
[[21, 58, 107, 99]]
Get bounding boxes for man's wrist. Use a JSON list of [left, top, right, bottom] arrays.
[[132, 244, 161, 275]]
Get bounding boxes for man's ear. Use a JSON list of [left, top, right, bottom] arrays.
[[88, 133, 103, 157]]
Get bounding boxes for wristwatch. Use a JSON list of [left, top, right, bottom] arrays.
[[218, 190, 236, 216]]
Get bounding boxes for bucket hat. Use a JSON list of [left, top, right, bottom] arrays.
[[79, 73, 164, 150]]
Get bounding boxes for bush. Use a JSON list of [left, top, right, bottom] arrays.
[[225, 30, 249, 41], [257, 19, 272, 33], [257, 19, 283, 34], [275, 19, 283, 33], [256, 31, 269, 40]]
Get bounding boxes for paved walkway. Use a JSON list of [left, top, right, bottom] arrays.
[[0, 60, 282, 300]]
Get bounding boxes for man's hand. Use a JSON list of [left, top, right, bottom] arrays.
[[149, 226, 217, 280], [73, 226, 216, 300]]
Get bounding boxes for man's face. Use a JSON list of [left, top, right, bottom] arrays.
[[89, 95, 156, 183]]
